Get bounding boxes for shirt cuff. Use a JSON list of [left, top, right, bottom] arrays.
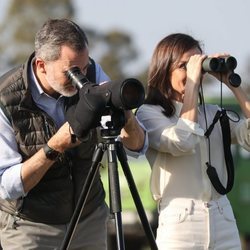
[[0, 163, 25, 199], [246, 118, 250, 129], [177, 118, 204, 136], [123, 132, 149, 158]]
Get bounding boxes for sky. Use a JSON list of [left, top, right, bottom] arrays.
[[0, 0, 249, 89], [73, 0, 250, 83]]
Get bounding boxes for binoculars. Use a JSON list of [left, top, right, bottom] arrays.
[[202, 56, 241, 87]]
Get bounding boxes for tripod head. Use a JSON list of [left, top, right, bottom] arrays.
[[100, 109, 125, 139]]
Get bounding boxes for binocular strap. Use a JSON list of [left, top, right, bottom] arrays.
[[205, 109, 234, 195]]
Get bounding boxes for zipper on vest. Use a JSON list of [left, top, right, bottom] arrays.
[[69, 158, 73, 180], [42, 114, 54, 138], [44, 118, 51, 137]]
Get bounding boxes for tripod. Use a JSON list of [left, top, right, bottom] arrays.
[[60, 126, 158, 250]]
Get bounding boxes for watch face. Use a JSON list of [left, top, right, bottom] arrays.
[[43, 144, 59, 160], [47, 149, 59, 159]]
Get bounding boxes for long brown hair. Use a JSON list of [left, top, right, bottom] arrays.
[[145, 33, 203, 117]]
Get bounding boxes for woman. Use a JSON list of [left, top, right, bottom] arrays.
[[136, 33, 250, 249]]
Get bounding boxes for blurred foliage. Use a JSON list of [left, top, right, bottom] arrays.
[[85, 28, 148, 84], [0, 0, 148, 86], [99, 31, 138, 80], [0, 0, 74, 67], [100, 157, 155, 211]]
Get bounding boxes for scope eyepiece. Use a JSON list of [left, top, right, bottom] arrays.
[[66, 66, 89, 89]]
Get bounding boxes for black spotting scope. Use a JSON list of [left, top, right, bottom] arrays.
[[66, 66, 145, 110], [65, 66, 145, 136]]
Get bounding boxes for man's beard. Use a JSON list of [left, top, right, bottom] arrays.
[[49, 81, 78, 97]]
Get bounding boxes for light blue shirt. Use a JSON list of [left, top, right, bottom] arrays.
[[0, 61, 110, 199], [0, 61, 148, 199]]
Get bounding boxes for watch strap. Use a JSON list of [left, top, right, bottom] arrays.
[[43, 144, 60, 161]]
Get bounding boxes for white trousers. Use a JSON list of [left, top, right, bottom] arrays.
[[156, 196, 241, 250]]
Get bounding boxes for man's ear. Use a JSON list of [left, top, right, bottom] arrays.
[[35, 58, 46, 74]]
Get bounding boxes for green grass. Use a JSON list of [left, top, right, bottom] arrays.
[[100, 156, 156, 211]]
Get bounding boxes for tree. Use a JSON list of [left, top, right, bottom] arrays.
[[0, 0, 147, 87], [86, 29, 140, 80], [0, 0, 74, 71]]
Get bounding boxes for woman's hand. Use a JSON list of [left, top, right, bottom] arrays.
[[186, 54, 207, 86]]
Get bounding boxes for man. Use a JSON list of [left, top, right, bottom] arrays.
[[0, 18, 146, 249]]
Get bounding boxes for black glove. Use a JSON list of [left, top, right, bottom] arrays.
[[65, 84, 110, 140]]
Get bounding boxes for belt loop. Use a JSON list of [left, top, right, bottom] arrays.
[[216, 200, 223, 214], [157, 199, 161, 213], [188, 200, 194, 215], [11, 213, 20, 230]]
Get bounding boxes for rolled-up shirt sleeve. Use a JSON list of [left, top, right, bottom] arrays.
[[232, 118, 250, 151], [0, 108, 25, 199], [137, 104, 205, 156], [0, 164, 24, 199], [160, 118, 204, 156], [176, 118, 204, 136], [122, 118, 149, 158]]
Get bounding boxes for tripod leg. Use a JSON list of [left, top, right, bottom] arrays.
[[107, 142, 125, 250], [60, 143, 105, 250], [116, 141, 158, 250]]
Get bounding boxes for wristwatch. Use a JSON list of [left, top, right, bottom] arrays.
[[43, 144, 60, 161]]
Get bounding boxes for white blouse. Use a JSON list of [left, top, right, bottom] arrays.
[[136, 102, 250, 203]]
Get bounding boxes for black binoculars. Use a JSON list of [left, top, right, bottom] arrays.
[[202, 56, 241, 87]]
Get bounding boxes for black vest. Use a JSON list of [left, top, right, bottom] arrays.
[[0, 54, 105, 224]]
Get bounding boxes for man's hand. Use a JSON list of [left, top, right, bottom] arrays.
[[21, 122, 80, 193], [47, 122, 81, 153]]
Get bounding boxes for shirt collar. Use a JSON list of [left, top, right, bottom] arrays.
[[29, 59, 64, 101]]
